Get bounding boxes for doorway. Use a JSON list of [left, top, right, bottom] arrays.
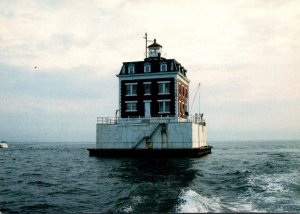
[[144, 101, 151, 117]]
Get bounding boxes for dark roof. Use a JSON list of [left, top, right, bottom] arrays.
[[148, 39, 162, 48], [118, 59, 188, 78]]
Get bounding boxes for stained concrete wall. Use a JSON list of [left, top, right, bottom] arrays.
[[96, 122, 207, 149]]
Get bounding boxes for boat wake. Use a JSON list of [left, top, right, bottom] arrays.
[[176, 171, 300, 213], [176, 189, 224, 213]]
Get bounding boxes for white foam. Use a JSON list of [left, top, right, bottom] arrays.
[[247, 172, 298, 195], [122, 205, 133, 213], [176, 189, 223, 213], [121, 195, 144, 213], [245, 172, 300, 211], [176, 189, 260, 213]]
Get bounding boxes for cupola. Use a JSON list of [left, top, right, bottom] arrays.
[[148, 39, 162, 58]]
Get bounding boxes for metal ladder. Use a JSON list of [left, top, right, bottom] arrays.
[[132, 123, 162, 149]]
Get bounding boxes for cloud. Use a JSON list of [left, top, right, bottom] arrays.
[[0, 0, 300, 141], [0, 63, 117, 100]]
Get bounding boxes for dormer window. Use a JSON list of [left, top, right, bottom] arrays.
[[128, 64, 135, 74], [144, 64, 151, 73], [160, 63, 167, 72]]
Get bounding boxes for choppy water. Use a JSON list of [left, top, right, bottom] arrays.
[[0, 141, 299, 213]]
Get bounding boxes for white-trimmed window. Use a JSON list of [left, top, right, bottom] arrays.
[[125, 83, 137, 96], [125, 101, 137, 112], [160, 63, 167, 72], [128, 64, 135, 74], [144, 64, 151, 73], [158, 100, 170, 113], [158, 81, 170, 94], [144, 82, 151, 95]]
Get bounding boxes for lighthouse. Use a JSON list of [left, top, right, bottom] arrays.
[[119, 38, 189, 120], [88, 35, 212, 157]]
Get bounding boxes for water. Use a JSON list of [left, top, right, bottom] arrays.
[[0, 141, 299, 213]]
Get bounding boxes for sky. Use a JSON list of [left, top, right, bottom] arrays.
[[0, 0, 299, 142]]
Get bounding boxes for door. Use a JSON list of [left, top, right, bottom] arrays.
[[144, 101, 151, 117]]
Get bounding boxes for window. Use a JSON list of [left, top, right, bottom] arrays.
[[125, 101, 137, 112], [160, 63, 167, 71], [125, 83, 137, 96], [158, 81, 170, 94], [128, 64, 135, 74], [179, 101, 182, 113], [178, 84, 181, 95], [158, 100, 170, 113], [144, 64, 151, 73], [144, 82, 151, 95]]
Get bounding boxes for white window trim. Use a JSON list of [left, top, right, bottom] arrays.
[[125, 83, 138, 85], [143, 82, 151, 95], [125, 101, 138, 112], [125, 83, 137, 96], [128, 64, 135, 74], [158, 82, 170, 95], [144, 64, 151, 73], [158, 99, 171, 102], [158, 99, 171, 114], [160, 63, 167, 72]]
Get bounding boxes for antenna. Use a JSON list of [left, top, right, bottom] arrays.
[[190, 83, 201, 115], [143, 32, 153, 58], [198, 83, 201, 116], [144, 33, 147, 58]]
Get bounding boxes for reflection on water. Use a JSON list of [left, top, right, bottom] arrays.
[[94, 158, 197, 212]]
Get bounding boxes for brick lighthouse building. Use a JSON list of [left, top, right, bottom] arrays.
[[118, 38, 189, 119], [88, 35, 212, 157]]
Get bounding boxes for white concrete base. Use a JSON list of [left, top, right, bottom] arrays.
[[96, 122, 207, 149]]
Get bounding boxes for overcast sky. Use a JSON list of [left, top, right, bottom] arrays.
[[1, 0, 299, 142]]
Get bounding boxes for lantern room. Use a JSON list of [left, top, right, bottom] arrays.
[[148, 39, 162, 58]]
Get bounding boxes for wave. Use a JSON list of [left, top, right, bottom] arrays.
[[176, 172, 300, 213], [246, 172, 300, 208], [176, 189, 223, 213], [118, 196, 145, 213], [175, 189, 261, 213]]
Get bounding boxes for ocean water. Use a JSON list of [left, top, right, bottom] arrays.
[[0, 141, 299, 213]]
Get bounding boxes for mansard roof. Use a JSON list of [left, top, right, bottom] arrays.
[[118, 59, 188, 77]]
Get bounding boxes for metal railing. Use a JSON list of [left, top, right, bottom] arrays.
[[97, 114, 205, 125]]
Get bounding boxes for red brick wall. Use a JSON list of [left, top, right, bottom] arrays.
[[177, 79, 188, 118]]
